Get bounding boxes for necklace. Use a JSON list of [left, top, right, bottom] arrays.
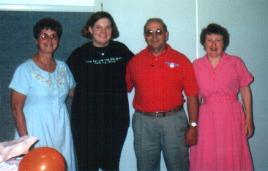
[[95, 45, 109, 57], [97, 51, 105, 56]]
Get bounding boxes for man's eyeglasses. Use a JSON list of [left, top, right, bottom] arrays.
[[39, 33, 58, 41], [145, 29, 164, 37]]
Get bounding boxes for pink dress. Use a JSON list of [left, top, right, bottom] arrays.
[[190, 53, 254, 171]]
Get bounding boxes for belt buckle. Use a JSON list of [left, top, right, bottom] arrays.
[[155, 112, 165, 117]]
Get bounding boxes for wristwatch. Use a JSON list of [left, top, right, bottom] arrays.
[[189, 121, 198, 128]]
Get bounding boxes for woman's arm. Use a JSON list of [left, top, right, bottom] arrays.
[[10, 90, 28, 136], [68, 88, 75, 97], [240, 86, 254, 138]]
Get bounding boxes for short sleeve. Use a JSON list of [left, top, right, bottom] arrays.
[[9, 63, 31, 95], [235, 57, 253, 87], [63, 62, 76, 90], [66, 49, 79, 81], [118, 42, 134, 61], [183, 58, 199, 96]]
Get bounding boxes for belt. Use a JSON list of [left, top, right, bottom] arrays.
[[136, 106, 182, 117], [203, 96, 237, 104]]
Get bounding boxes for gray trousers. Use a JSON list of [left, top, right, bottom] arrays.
[[132, 109, 189, 171]]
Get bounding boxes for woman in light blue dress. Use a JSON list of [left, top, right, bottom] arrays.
[[9, 18, 76, 171]]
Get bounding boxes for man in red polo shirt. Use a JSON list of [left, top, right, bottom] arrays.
[[126, 18, 199, 171]]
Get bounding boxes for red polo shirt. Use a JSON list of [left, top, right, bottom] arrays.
[[126, 44, 198, 112]]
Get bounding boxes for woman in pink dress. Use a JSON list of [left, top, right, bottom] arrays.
[[190, 23, 254, 171]]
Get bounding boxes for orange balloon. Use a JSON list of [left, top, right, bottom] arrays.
[[18, 147, 66, 171]]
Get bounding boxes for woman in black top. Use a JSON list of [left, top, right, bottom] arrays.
[[67, 11, 133, 171]]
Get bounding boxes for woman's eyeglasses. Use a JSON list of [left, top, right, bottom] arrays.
[[39, 33, 58, 41], [145, 29, 164, 37]]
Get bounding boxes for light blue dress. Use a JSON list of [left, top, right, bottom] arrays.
[[9, 58, 76, 171]]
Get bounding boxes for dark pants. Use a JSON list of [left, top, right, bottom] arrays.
[[73, 121, 128, 171]]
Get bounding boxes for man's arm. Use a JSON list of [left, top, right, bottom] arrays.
[[185, 95, 199, 146]]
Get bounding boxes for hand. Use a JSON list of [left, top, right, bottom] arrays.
[[185, 127, 198, 146], [245, 118, 254, 138]]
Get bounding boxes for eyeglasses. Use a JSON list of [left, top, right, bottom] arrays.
[[145, 29, 164, 37], [39, 33, 58, 40]]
